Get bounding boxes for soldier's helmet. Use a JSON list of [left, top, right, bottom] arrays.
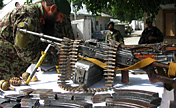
[[107, 21, 115, 27], [45, 0, 71, 16], [53, 0, 71, 16]]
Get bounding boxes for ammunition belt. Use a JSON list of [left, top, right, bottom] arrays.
[[104, 42, 119, 88], [58, 40, 86, 92], [57, 40, 122, 93]]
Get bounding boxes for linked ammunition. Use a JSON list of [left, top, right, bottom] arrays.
[[105, 80, 114, 83], [105, 84, 113, 87], [104, 58, 116, 61], [104, 73, 115, 76], [104, 69, 115, 72], [105, 77, 114, 80], [105, 62, 116, 65], [69, 51, 78, 54], [105, 51, 117, 54], [104, 66, 116, 69]]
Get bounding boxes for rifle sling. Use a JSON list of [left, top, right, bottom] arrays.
[[78, 55, 108, 69], [78, 55, 176, 77], [168, 62, 176, 76]]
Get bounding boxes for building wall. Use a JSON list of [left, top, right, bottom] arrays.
[[71, 19, 91, 40], [146, 4, 176, 44], [71, 14, 111, 33], [95, 17, 111, 32], [114, 25, 125, 36], [155, 10, 164, 34]]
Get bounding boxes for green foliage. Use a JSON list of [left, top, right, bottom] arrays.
[[24, 0, 33, 4], [0, 0, 3, 9], [71, 0, 176, 22]]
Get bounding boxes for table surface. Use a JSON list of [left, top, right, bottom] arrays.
[[0, 64, 174, 108]]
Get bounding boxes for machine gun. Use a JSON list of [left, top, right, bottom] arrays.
[[75, 39, 176, 89], [17, 28, 176, 93]]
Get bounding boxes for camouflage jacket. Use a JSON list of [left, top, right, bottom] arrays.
[[0, 2, 74, 65], [105, 29, 124, 44]]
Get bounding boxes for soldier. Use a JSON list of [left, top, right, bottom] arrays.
[[105, 22, 124, 44], [15, 2, 20, 7], [138, 18, 163, 44], [0, 0, 74, 80]]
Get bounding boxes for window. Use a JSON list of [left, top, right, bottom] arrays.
[[100, 24, 102, 31], [96, 21, 99, 26]]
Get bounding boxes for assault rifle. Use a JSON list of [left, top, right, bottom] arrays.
[[17, 28, 176, 92]]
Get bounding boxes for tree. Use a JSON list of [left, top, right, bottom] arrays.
[[24, 0, 33, 4], [71, 0, 176, 22], [0, 0, 3, 9]]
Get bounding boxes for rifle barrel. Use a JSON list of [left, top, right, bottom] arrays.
[[17, 28, 63, 42]]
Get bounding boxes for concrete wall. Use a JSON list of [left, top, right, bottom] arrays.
[[156, 9, 176, 44], [155, 10, 164, 34], [70, 14, 111, 33], [114, 24, 125, 36], [95, 17, 111, 32], [71, 19, 91, 41], [144, 4, 176, 44]]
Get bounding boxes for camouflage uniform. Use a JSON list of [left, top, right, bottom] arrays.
[[0, 2, 74, 80], [105, 29, 124, 44], [54, 17, 74, 39]]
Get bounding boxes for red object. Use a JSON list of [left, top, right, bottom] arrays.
[[135, 54, 156, 59]]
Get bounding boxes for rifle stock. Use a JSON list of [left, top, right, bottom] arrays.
[[142, 62, 176, 90]]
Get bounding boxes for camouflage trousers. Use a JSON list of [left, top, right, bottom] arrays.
[[0, 39, 30, 80]]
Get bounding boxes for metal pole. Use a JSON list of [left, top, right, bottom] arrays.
[[17, 28, 63, 42]]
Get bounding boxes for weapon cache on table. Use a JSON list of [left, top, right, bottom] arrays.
[[17, 28, 176, 93], [0, 89, 161, 108]]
